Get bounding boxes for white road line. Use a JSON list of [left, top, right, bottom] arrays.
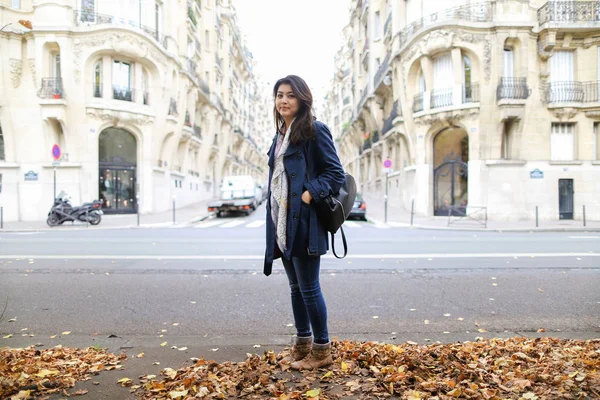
[[219, 220, 247, 228], [195, 220, 227, 228], [569, 236, 600, 239], [246, 220, 265, 228], [1, 253, 596, 261], [373, 223, 391, 229], [343, 221, 361, 228]]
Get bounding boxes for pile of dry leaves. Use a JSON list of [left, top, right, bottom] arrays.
[[0, 345, 126, 399], [131, 337, 600, 399]]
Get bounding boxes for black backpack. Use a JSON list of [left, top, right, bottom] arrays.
[[314, 173, 357, 259]]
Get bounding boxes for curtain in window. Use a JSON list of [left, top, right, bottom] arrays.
[[551, 123, 574, 161], [503, 49, 514, 78], [550, 51, 576, 102]]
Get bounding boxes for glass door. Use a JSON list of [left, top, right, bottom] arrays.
[[99, 167, 136, 213]]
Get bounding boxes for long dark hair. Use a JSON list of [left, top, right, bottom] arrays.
[[273, 75, 316, 144]]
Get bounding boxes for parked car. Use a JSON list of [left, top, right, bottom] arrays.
[[208, 175, 259, 217], [348, 192, 367, 221]]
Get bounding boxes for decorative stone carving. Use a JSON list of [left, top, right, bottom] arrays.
[[419, 30, 455, 56], [584, 110, 600, 119], [28, 58, 36, 88], [73, 32, 168, 84], [414, 107, 479, 127], [9, 59, 22, 88], [86, 107, 155, 126], [550, 108, 578, 121]]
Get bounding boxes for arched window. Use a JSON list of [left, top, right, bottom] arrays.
[[94, 60, 102, 98], [463, 55, 472, 86]]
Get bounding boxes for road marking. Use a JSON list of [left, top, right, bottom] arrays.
[[569, 236, 600, 239], [373, 223, 391, 229], [343, 221, 361, 228], [246, 220, 265, 228], [195, 220, 227, 228], [219, 220, 247, 228], [1, 253, 596, 261]]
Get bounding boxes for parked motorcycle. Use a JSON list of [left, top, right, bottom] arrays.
[[47, 191, 103, 227]]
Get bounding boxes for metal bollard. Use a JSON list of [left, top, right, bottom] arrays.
[[86, 209, 89, 228], [137, 209, 140, 226], [1, 207, 3, 229], [583, 205, 586, 227], [536, 206, 539, 228], [410, 199, 414, 226]]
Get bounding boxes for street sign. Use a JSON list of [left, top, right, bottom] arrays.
[[52, 144, 61, 161], [530, 169, 544, 179], [383, 158, 392, 169], [24, 170, 38, 181]]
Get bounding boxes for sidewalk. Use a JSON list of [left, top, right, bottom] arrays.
[[0, 200, 213, 232], [363, 194, 600, 232]]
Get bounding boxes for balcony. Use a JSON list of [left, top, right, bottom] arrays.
[[215, 54, 222, 71], [187, 5, 197, 27], [357, 84, 370, 115], [73, 11, 167, 50], [199, 78, 209, 96], [413, 93, 425, 113], [538, 1, 600, 26], [343, 96, 351, 106], [497, 77, 530, 101], [374, 53, 391, 89], [38, 78, 65, 99], [462, 83, 480, 104], [542, 81, 600, 104], [113, 85, 134, 102], [431, 88, 453, 109], [186, 58, 200, 82], [184, 111, 192, 127], [382, 100, 401, 135], [396, 2, 492, 51]]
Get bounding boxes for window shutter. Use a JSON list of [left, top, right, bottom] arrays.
[[433, 53, 453, 89]]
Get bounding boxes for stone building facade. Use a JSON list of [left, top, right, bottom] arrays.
[[324, 0, 600, 222], [0, 0, 269, 221]]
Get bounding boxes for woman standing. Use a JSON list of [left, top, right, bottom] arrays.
[[264, 75, 345, 370]]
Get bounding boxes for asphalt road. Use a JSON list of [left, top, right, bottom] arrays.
[[1, 203, 599, 347]]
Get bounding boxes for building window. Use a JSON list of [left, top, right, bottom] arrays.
[[374, 11, 381, 40], [93, 61, 102, 98], [155, 2, 163, 35], [52, 52, 62, 78], [463, 55, 472, 86], [11, 0, 20, 9], [551, 123, 575, 161], [0, 124, 5, 161], [549, 50, 577, 102], [113, 60, 133, 102], [501, 120, 513, 160], [503, 48, 514, 78]]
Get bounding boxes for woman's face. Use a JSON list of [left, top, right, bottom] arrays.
[[275, 83, 299, 121]]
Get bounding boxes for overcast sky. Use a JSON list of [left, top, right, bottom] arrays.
[[233, 0, 351, 114]]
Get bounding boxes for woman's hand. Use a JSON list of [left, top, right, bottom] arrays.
[[301, 190, 312, 204]]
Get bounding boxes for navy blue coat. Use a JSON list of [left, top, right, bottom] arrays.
[[263, 121, 345, 276]]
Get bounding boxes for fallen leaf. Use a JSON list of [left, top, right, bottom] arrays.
[[160, 342, 168, 347], [137, 352, 144, 358], [3, 334, 12, 339], [253, 344, 261, 348], [178, 347, 188, 351], [538, 288, 544, 292], [341, 361, 348, 372], [305, 388, 320, 398], [168, 389, 188, 399], [62, 331, 71, 335], [117, 377, 132, 387], [424, 320, 430, 324], [211, 348, 219, 352]]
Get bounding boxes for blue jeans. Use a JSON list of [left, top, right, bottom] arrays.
[[281, 255, 329, 344]]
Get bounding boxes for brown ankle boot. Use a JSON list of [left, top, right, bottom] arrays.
[[279, 336, 312, 367], [290, 342, 333, 370]]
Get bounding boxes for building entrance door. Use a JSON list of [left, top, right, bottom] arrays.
[[99, 166, 136, 213], [558, 179, 574, 220]]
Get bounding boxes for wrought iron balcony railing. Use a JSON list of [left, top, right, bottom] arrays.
[[113, 85, 134, 102], [543, 81, 600, 103], [357, 84, 370, 114], [538, 1, 600, 25], [382, 100, 400, 135], [374, 53, 391, 89], [199, 78, 209, 94], [184, 111, 192, 127], [38, 78, 65, 99], [462, 83, 480, 103], [431, 88, 453, 109], [413, 93, 425, 113], [215, 54, 222, 69], [363, 137, 372, 151], [497, 77, 530, 100], [73, 11, 167, 50], [343, 96, 351, 106], [397, 2, 492, 51]]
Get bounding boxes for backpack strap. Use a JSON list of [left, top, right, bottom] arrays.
[[331, 226, 348, 259]]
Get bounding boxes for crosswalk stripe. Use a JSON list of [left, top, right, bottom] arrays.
[[195, 220, 227, 228], [343, 221, 361, 228], [220, 220, 247, 228], [246, 220, 266, 228]]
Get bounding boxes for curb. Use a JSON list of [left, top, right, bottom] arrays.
[[366, 217, 600, 233], [0, 213, 213, 233]]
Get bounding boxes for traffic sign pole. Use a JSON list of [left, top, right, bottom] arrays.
[[384, 172, 389, 224], [51, 144, 61, 201]]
